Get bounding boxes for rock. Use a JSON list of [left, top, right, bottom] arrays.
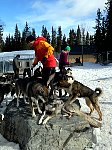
[[0, 98, 93, 150]]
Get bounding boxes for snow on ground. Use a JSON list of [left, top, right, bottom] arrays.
[[71, 62, 112, 150], [0, 62, 112, 150]]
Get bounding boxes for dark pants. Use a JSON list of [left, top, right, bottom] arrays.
[[59, 63, 65, 73], [42, 67, 56, 97], [42, 67, 55, 85], [59, 63, 67, 97], [14, 68, 19, 79]]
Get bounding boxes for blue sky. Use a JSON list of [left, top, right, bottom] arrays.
[[0, 0, 107, 39]]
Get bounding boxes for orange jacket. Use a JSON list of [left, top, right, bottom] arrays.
[[32, 37, 57, 68]]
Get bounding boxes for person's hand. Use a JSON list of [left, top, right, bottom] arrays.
[[42, 57, 47, 63]]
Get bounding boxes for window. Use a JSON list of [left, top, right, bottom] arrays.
[[19, 62, 22, 67], [26, 61, 30, 67]]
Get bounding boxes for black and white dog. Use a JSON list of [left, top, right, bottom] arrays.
[[0, 83, 15, 107], [49, 67, 74, 98], [23, 68, 31, 78], [15, 77, 48, 116], [0, 73, 15, 83], [15, 66, 43, 107]]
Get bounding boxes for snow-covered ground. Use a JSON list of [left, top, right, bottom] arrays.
[[72, 62, 112, 150], [0, 62, 112, 150]]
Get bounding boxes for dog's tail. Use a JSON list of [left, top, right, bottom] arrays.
[[95, 88, 102, 97]]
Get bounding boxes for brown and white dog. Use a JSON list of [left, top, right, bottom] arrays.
[[38, 100, 64, 124], [38, 98, 81, 125], [56, 79, 102, 121], [26, 81, 49, 117]]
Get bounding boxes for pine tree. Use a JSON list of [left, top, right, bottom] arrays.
[[21, 22, 31, 50], [61, 34, 67, 50], [0, 24, 4, 51], [68, 29, 76, 52], [3, 34, 11, 52], [101, 17, 106, 51], [14, 24, 21, 50], [90, 35, 95, 45], [41, 25, 50, 43], [56, 26, 62, 52], [10, 35, 15, 51], [51, 26, 57, 49], [105, 0, 112, 51], [94, 8, 103, 54], [31, 28, 36, 38], [81, 27, 86, 45], [76, 25, 81, 45], [85, 32, 90, 45]]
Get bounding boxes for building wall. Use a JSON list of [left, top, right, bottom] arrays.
[[18, 59, 34, 74], [0, 58, 34, 73]]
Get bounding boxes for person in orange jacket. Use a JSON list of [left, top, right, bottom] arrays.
[[26, 35, 57, 98]]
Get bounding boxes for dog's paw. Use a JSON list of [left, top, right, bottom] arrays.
[[42, 117, 49, 125], [38, 120, 42, 125], [38, 117, 44, 125], [32, 114, 36, 118], [42, 120, 47, 125], [38, 110, 42, 114], [98, 118, 102, 121]]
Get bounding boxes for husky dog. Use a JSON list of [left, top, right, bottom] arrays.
[[0, 83, 15, 107], [38, 100, 64, 124], [57, 79, 102, 121], [0, 75, 7, 83], [15, 66, 43, 107], [15, 78, 30, 107], [23, 68, 31, 78], [26, 81, 49, 117], [34, 66, 43, 78], [15, 75, 48, 117], [51, 67, 74, 98], [0, 73, 15, 84], [38, 98, 81, 125]]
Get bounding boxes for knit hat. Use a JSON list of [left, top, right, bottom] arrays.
[[65, 46, 71, 51], [36, 36, 46, 42], [33, 36, 47, 46], [26, 35, 36, 43]]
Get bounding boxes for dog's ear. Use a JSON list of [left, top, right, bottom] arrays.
[[67, 68, 72, 71]]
